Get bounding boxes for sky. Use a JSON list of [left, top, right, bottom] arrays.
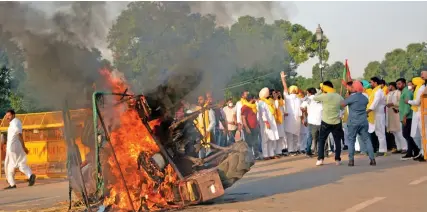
[[27, 1, 427, 80], [289, 1, 427, 78]]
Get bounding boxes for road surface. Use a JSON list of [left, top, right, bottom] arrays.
[[0, 153, 426, 212]]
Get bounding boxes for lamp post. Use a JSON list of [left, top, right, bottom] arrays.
[[316, 24, 324, 82]]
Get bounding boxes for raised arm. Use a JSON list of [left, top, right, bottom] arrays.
[[280, 71, 289, 94]]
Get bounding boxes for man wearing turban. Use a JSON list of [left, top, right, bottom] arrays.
[[406, 71, 427, 161], [313, 81, 344, 166], [341, 81, 376, 166], [258, 87, 280, 159], [280, 72, 303, 156]]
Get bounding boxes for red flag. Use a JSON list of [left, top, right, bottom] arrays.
[[341, 59, 352, 86]]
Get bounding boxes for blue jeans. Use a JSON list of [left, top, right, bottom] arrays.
[[347, 122, 375, 161]]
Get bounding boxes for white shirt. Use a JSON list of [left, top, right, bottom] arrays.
[[369, 87, 386, 114], [235, 101, 243, 124], [283, 92, 302, 134], [7, 118, 22, 152], [222, 106, 237, 131], [301, 95, 322, 126], [408, 84, 426, 108], [197, 109, 216, 132]]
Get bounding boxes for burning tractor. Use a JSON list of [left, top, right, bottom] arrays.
[[66, 72, 255, 211]]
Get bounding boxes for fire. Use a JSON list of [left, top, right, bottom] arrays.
[[100, 68, 179, 211]]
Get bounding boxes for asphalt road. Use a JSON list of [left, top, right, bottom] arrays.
[[0, 153, 426, 212]]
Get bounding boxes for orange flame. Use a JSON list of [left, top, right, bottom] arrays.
[[100, 68, 179, 211]]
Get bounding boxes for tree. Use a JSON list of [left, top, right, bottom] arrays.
[[363, 61, 382, 80], [363, 42, 427, 82]]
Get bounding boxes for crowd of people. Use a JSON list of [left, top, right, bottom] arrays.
[[175, 70, 427, 167]]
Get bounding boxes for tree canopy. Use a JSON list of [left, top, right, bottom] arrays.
[[363, 42, 427, 82], [108, 2, 330, 99]]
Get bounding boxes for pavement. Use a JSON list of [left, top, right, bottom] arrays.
[[0, 153, 426, 212]]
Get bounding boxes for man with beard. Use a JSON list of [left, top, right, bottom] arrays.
[[386, 82, 407, 154], [367, 77, 387, 156], [3, 109, 36, 189], [241, 94, 261, 159], [236, 91, 249, 131], [313, 81, 344, 166], [397, 78, 420, 160], [195, 95, 216, 159], [341, 81, 376, 166], [273, 90, 287, 156], [258, 87, 279, 159], [280, 72, 302, 156], [406, 71, 427, 161]]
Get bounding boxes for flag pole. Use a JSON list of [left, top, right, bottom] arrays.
[[340, 59, 347, 96]]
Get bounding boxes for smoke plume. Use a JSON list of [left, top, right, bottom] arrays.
[[190, 1, 290, 26], [0, 1, 292, 111], [0, 2, 126, 109]]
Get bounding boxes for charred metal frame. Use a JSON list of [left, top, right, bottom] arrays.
[[91, 90, 234, 211]]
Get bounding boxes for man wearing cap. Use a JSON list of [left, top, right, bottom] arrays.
[[258, 87, 279, 159], [313, 81, 344, 166], [280, 72, 303, 156]]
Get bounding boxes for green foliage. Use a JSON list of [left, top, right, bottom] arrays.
[[363, 42, 427, 82], [108, 2, 330, 99]]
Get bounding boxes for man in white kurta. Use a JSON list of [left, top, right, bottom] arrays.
[[386, 82, 407, 153], [274, 91, 287, 156], [407, 74, 427, 161], [280, 72, 302, 156], [258, 87, 279, 159], [367, 77, 387, 155], [4, 110, 36, 189]]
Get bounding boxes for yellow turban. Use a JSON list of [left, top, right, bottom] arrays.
[[289, 85, 298, 94], [259, 87, 270, 99], [320, 83, 336, 93], [412, 77, 424, 87]]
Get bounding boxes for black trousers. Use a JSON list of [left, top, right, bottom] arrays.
[[318, 121, 343, 161], [402, 118, 420, 156], [386, 131, 396, 150], [370, 132, 379, 153]]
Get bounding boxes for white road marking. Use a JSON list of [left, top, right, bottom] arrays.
[[344, 197, 386, 212], [1, 196, 60, 207], [409, 176, 427, 185]]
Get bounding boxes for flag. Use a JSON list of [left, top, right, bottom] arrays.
[[341, 59, 352, 86]]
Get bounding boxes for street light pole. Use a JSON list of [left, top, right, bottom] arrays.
[[316, 24, 324, 82]]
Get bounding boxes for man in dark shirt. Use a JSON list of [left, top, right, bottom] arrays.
[[341, 81, 376, 166], [241, 95, 260, 159]]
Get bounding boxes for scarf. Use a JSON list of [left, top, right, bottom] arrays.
[[241, 98, 257, 113], [411, 77, 424, 112], [367, 86, 380, 124], [194, 103, 211, 147], [382, 86, 389, 96], [275, 99, 284, 124], [320, 83, 336, 93], [260, 97, 279, 122]]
